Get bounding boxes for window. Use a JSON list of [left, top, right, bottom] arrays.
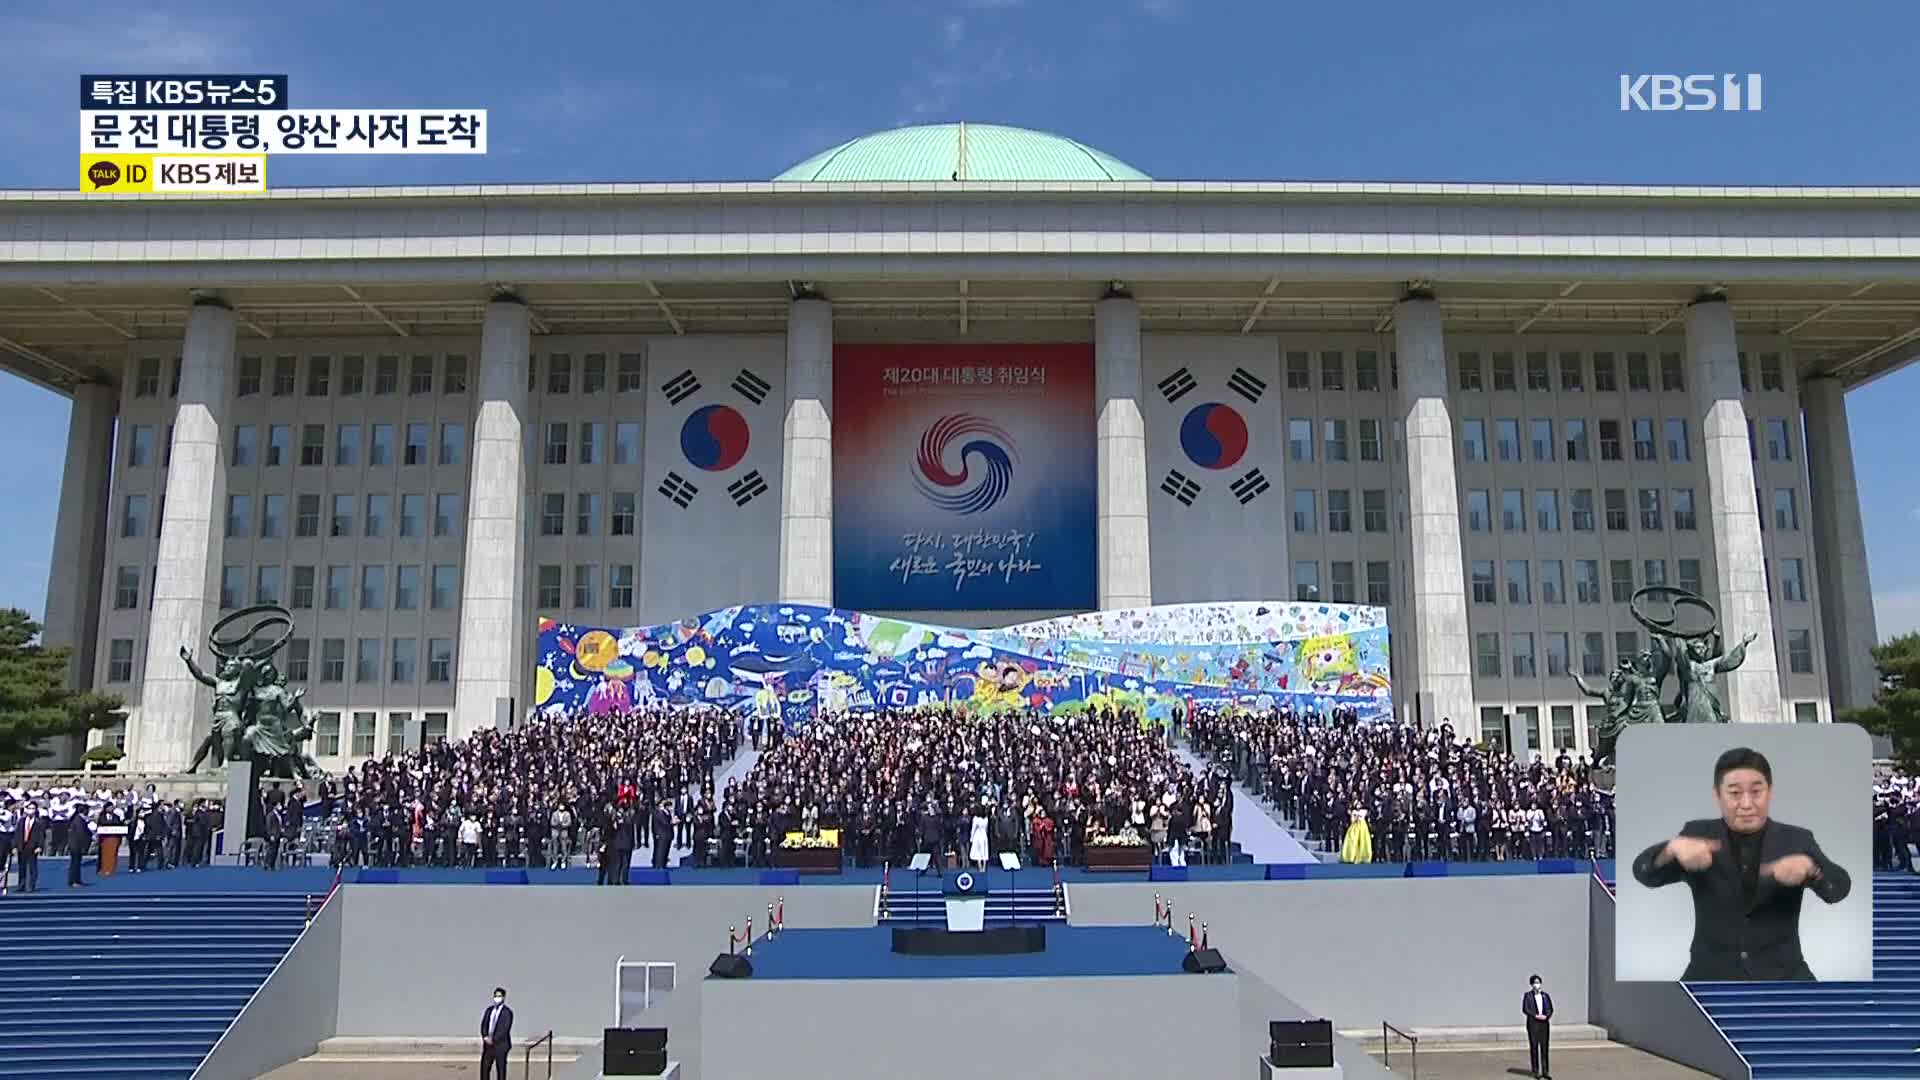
[[266, 425, 290, 467], [1329, 561, 1356, 603], [443, 355, 468, 394], [1632, 418, 1657, 461], [330, 494, 354, 537], [579, 422, 604, 466], [538, 492, 564, 536], [219, 565, 244, 609], [1461, 419, 1487, 462], [1495, 419, 1520, 462], [1366, 561, 1391, 606], [439, 423, 465, 467], [291, 566, 315, 609], [1673, 488, 1697, 530], [332, 424, 360, 467], [1291, 490, 1316, 533], [260, 494, 286, 538], [1795, 702, 1820, 724], [1644, 558, 1668, 588], [397, 493, 424, 538], [1458, 352, 1483, 391], [284, 495, 314, 539], [283, 639, 310, 682], [1358, 419, 1382, 462], [609, 564, 635, 608], [1575, 560, 1602, 604], [1781, 558, 1807, 602], [1638, 488, 1663, 531], [1501, 489, 1526, 532], [403, 423, 429, 466], [360, 423, 391, 468], [390, 637, 418, 683], [423, 713, 449, 745], [1610, 559, 1635, 603], [1787, 629, 1814, 674], [1323, 419, 1348, 462], [408, 356, 433, 395], [225, 494, 251, 538], [618, 353, 644, 393], [1582, 633, 1607, 676], [1760, 353, 1784, 391], [1627, 352, 1651, 392], [255, 565, 283, 606], [1764, 418, 1793, 462], [1570, 488, 1594, 531], [306, 356, 330, 397], [122, 494, 148, 538], [1593, 352, 1618, 392], [369, 355, 397, 395], [614, 421, 642, 465], [1466, 489, 1491, 532], [1534, 489, 1560, 532], [320, 638, 346, 682], [325, 566, 350, 609], [360, 566, 385, 610], [427, 638, 453, 682], [1526, 352, 1550, 391], [1540, 560, 1565, 605], [1564, 419, 1589, 462], [544, 422, 569, 466], [1598, 420, 1622, 461], [1678, 558, 1703, 595], [1773, 488, 1799, 530], [433, 493, 461, 537], [1327, 489, 1352, 532], [300, 425, 325, 466], [350, 712, 377, 758], [1362, 489, 1388, 532], [1285, 351, 1310, 390], [431, 564, 458, 609], [1604, 489, 1629, 531], [1519, 420, 1549, 464], [237, 356, 262, 396], [537, 564, 563, 609], [573, 564, 597, 610], [354, 638, 384, 682], [387, 713, 409, 757], [394, 565, 419, 610], [1288, 419, 1313, 462], [105, 638, 135, 682], [1659, 352, 1685, 392], [1546, 633, 1571, 678], [113, 566, 140, 609], [1492, 352, 1517, 391], [1471, 560, 1497, 604], [337, 355, 364, 396], [1475, 633, 1502, 677], [1665, 418, 1690, 462], [547, 353, 573, 394], [1293, 561, 1321, 601], [1356, 351, 1380, 391], [126, 424, 153, 467], [272, 356, 295, 396], [1511, 634, 1537, 678], [582, 354, 606, 394], [1615, 630, 1639, 664], [1505, 560, 1531, 605], [231, 425, 257, 467], [1559, 351, 1584, 392], [1550, 704, 1576, 751], [1321, 350, 1345, 390]]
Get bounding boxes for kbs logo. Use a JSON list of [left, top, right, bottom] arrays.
[[1620, 74, 1762, 112]]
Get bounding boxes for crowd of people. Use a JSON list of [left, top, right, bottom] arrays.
[[1186, 709, 1617, 863], [1875, 771, 1919, 872], [0, 783, 225, 894]]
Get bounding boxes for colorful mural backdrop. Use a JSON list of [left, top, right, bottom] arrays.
[[534, 601, 1392, 728], [831, 344, 1097, 612]]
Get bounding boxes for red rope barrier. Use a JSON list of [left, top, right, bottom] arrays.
[[1188, 915, 1197, 952]]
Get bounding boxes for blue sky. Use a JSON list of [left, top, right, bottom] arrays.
[[0, 0, 1915, 636]]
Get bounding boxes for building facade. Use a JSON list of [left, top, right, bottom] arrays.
[[4, 124, 1904, 771]]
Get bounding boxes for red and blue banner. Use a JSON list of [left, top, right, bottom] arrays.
[[832, 344, 1096, 612]]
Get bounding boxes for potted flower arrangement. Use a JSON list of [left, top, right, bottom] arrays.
[[1085, 827, 1153, 872], [774, 830, 843, 875]]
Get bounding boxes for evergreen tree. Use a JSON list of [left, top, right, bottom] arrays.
[[1839, 632, 1920, 773], [0, 608, 126, 770]]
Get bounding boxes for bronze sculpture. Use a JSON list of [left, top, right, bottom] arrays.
[[181, 604, 322, 780]]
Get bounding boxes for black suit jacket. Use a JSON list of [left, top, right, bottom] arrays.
[[1521, 990, 1554, 1026], [1632, 818, 1851, 981], [481, 1003, 514, 1050]]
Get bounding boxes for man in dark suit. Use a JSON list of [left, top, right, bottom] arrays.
[[17, 803, 45, 893], [479, 985, 513, 1080], [1632, 746, 1853, 981], [1521, 973, 1554, 1079], [67, 806, 93, 888]]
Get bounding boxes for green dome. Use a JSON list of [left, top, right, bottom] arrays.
[[774, 123, 1149, 182]]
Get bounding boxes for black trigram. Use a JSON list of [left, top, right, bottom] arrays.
[[662, 369, 701, 406], [1160, 468, 1201, 507], [728, 469, 770, 507], [1228, 366, 1268, 403], [1156, 367, 1197, 404], [732, 369, 771, 405], [1230, 468, 1271, 505], [658, 471, 698, 508]]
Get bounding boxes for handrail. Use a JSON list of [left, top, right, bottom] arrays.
[[520, 1029, 555, 1080], [1381, 1020, 1418, 1079]]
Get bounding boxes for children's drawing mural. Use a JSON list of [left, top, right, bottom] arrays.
[[534, 601, 1391, 727]]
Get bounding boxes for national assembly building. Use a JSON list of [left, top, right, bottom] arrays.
[[0, 122, 1906, 771]]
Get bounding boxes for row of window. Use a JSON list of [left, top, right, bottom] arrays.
[[132, 351, 654, 402], [1283, 414, 1796, 469], [105, 634, 456, 685], [533, 564, 641, 610], [1471, 626, 1816, 681], [1280, 484, 1794, 536], [1292, 555, 1809, 611], [125, 421, 470, 471], [310, 710, 450, 759], [111, 563, 462, 613], [1487, 698, 1822, 759], [121, 491, 466, 542]]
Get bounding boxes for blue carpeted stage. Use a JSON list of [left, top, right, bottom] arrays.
[[739, 925, 1197, 979]]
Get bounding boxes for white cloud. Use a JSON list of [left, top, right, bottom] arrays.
[[1875, 588, 1920, 640], [943, 16, 968, 47]]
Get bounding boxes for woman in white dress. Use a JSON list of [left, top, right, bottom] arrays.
[[969, 802, 991, 870]]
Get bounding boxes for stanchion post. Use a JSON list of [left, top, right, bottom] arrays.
[[768, 902, 775, 938], [1187, 914, 1197, 952], [728, 926, 736, 956], [745, 915, 754, 956], [1201, 922, 1209, 950]]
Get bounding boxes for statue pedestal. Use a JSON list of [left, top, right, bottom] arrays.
[[212, 759, 256, 865]]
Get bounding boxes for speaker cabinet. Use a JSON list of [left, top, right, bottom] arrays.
[[603, 1027, 669, 1075], [1182, 947, 1228, 974], [1268, 1019, 1334, 1068]]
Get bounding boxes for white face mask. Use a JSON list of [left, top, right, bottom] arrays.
[[493, 996, 505, 1005]]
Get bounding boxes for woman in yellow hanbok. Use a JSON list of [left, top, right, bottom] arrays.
[[1340, 807, 1374, 864]]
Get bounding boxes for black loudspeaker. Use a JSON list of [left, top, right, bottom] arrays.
[[1269, 1019, 1334, 1068], [1182, 947, 1227, 974], [709, 953, 753, 979], [603, 1027, 669, 1075]]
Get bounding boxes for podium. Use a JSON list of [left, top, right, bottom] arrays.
[[892, 859, 1045, 956], [943, 870, 987, 932], [96, 826, 128, 876]]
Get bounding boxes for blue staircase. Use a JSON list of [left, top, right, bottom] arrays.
[[1604, 867, 1920, 1078], [0, 891, 312, 1079], [882, 886, 1064, 923]]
